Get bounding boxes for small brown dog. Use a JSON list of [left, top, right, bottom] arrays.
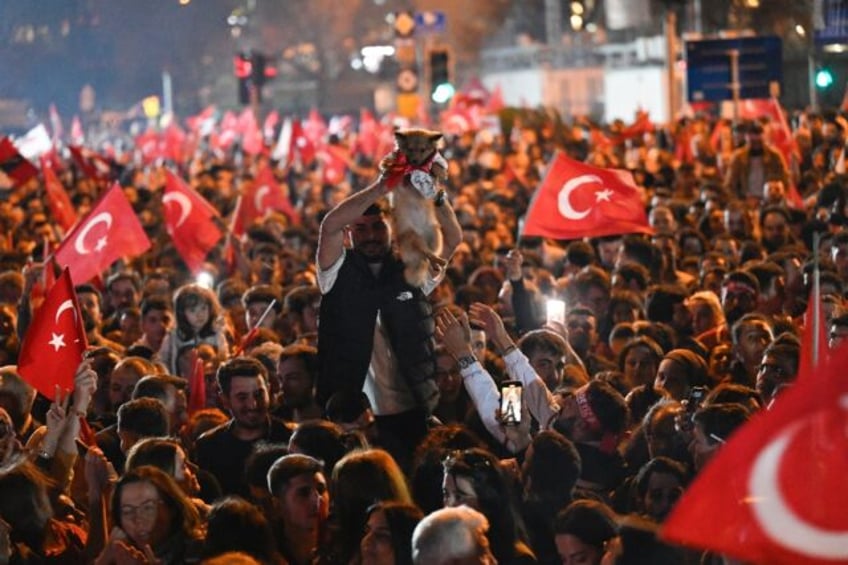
[[379, 128, 448, 287]]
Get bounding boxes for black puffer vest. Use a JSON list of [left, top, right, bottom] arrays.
[[316, 250, 436, 407]]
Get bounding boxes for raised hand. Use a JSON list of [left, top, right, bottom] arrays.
[[469, 302, 513, 353], [434, 308, 473, 360], [72, 359, 98, 417], [503, 249, 523, 282]]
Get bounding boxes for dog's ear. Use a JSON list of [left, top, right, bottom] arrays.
[[428, 132, 444, 143]]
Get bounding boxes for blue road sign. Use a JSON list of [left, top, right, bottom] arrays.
[[414, 11, 446, 34], [686, 36, 783, 102], [815, 0, 848, 46]]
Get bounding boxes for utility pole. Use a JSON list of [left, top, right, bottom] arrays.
[[545, 0, 562, 45], [665, 9, 678, 126]]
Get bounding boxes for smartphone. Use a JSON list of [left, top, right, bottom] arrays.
[[546, 299, 566, 326], [500, 380, 523, 426], [686, 386, 708, 412]]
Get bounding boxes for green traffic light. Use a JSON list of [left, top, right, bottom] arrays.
[[816, 68, 834, 89]]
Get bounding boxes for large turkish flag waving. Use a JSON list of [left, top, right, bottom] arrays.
[[163, 171, 223, 273], [18, 268, 87, 400], [54, 183, 151, 284], [661, 339, 848, 564], [522, 151, 652, 240]]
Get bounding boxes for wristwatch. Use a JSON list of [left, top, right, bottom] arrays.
[[434, 189, 448, 207], [456, 354, 477, 370]]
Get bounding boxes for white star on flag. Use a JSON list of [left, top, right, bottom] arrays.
[[95, 236, 108, 252], [595, 188, 614, 202], [48, 332, 66, 351]]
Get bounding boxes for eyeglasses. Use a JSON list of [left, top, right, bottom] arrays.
[[120, 498, 162, 522]]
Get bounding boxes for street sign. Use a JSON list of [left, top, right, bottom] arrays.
[[686, 36, 782, 102], [414, 11, 446, 34], [815, 0, 848, 46], [394, 11, 416, 39]]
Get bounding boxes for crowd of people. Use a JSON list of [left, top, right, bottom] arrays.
[[0, 102, 845, 564]]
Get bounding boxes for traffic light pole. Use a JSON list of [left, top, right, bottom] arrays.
[[809, 52, 819, 112]]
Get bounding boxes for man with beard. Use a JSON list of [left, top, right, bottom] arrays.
[[564, 307, 616, 377], [720, 270, 761, 328], [315, 173, 461, 471], [759, 206, 794, 253], [195, 357, 292, 496], [76, 284, 125, 353], [724, 121, 789, 204], [274, 344, 322, 423], [728, 313, 774, 388]]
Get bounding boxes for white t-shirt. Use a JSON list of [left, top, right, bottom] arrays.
[[318, 249, 441, 416]]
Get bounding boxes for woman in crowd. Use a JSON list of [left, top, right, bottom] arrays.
[[442, 448, 536, 564], [359, 501, 424, 565], [97, 466, 204, 564]]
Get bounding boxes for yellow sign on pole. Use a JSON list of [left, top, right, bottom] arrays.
[[396, 93, 420, 119], [142, 96, 161, 118]]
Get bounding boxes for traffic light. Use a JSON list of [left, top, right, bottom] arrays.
[[234, 53, 252, 105], [816, 67, 835, 89], [429, 49, 453, 103]]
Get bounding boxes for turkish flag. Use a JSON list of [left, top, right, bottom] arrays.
[[163, 171, 223, 273], [319, 144, 349, 185], [41, 158, 78, 232], [54, 183, 151, 284], [356, 108, 381, 161], [660, 341, 848, 564], [49, 104, 64, 143], [187, 349, 207, 416], [522, 151, 652, 240], [263, 110, 280, 140], [302, 108, 327, 147], [232, 166, 300, 236], [239, 108, 264, 156], [68, 145, 112, 182], [0, 137, 38, 186], [18, 268, 88, 400]]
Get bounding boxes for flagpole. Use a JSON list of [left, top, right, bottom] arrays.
[[812, 231, 822, 366]]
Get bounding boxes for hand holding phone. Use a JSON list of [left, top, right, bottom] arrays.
[[500, 381, 523, 426]]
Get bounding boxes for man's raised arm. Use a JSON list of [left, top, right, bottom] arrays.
[[316, 175, 388, 270]]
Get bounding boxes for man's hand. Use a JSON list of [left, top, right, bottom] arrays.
[[503, 249, 523, 282], [434, 308, 474, 360], [72, 359, 98, 417], [469, 302, 513, 354]]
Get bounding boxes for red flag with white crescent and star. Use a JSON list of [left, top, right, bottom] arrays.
[[18, 267, 88, 400], [660, 340, 848, 564], [53, 183, 151, 284], [163, 171, 223, 274], [522, 151, 652, 240], [41, 157, 78, 232], [232, 165, 300, 236]]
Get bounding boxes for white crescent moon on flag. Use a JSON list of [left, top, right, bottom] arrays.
[[163, 192, 193, 228], [54, 299, 77, 324], [558, 174, 599, 220], [74, 212, 113, 255], [255, 185, 270, 212], [748, 419, 848, 559]]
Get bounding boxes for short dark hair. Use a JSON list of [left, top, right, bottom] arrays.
[[132, 375, 186, 403], [117, 397, 169, 437], [141, 296, 171, 317], [645, 285, 688, 324], [245, 443, 289, 491], [635, 457, 688, 498], [267, 453, 324, 497], [216, 357, 268, 397], [524, 431, 581, 498], [107, 270, 142, 292], [278, 344, 319, 382], [75, 284, 102, 307], [242, 284, 283, 311], [693, 403, 750, 445], [553, 500, 618, 550]]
